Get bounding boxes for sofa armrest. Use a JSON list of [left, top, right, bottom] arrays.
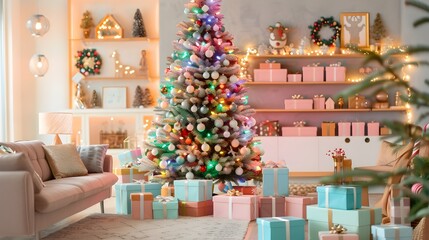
[[103, 155, 113, 173], [0, 171, 35, 236]]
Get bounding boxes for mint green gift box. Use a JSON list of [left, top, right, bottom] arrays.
[[307, 205, 382, 240], [174, 179, 213, 202], [371, 224, 412, 240], [257, 216, 305, 240], [317, 185, 362, 210], [262, 168, 289, 197], [115, 182, 162, 214], [152, 196, 179, 219]]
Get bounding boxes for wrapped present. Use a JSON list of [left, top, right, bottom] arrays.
[[152, 196, 179, 219], [257, 216, 305, 240], [338, 122, 351, 136], [303, 66, 324, 82], [161, 185, 175, 197], [284, 99, 313, 110], [260, 62, 281, 69], [213, 194, 258, 220], [254, 69, 287, 82], [352, 122, 365, 136], [367, 122, 380, 136], [314, 95, 326, 109], [319, 231, 359, 240], [115, 182, 162, 214], [130, 192, 153, 220], [173, 179, 213, 202], [259, 196, 286, 217], [322, 122, 336, 136], [307, 205, 382, 240], [348, 95, 367, 109], [380, 126, 391, 135], [287, 74, 302, 82], [179, 199, 213, 217], [232, 186, 257, 195], [317, 185, 362, 210], [371, 224, 413, 240], [284, 195, 317, 219], [282, 126, 317, 136], [326, 66, 346, 82], [258, 120, 281, 136], [117, 149, 141, 166], [390, 197, 410, 225], [373, 102, 389, 109], [114, 168, 148, 184], [262, 165, 289, 197]]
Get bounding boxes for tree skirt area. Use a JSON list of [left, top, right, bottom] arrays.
[[42, 214, 250, 240]]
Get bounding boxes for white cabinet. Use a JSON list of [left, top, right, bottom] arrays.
[[277, 137, 319, 172]]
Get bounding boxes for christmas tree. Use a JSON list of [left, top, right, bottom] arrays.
[[133, 85, 144, 108], [371, 13, 387, 42], [142, 88, 154, 107], [140, 0, 262, 185], [132, 9, 147, 37]]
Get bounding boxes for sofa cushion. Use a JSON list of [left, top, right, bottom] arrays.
[[0, 153, 45, 193], [43, 144, 88, 179], [0, 145, 15, 154], [77, 144, 108, 173], [376, 140, 414, 167]]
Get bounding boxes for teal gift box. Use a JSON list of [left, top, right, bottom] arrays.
[[152, 196, 179, 219], [262, 168, 289, 197], [371, 224, 412, 240], [307, 205, 382, 240], [173, 179, 213, 202], [115, 182, 162, 214], [257, 216, 305, 240], [317, 185, 362, 210]]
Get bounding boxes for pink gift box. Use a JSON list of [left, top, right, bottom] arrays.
[[130, 193, 153, 220], [282, 127, 317, 136], [179, 200, 213, 217], [352, 122, 365, 136], [260, 62, 281, 69], [213, 195, 258, 220], [303, 66, 324, 82], [258, 196, 285, 217], [130, 148, 142, 159], [287, 74, 302, 82], [318, 231, 359, 240], [367, 122, 380, 136], [390, 197, 410, 225], [284, 99, 313, 110], [254, 69, 287, 82], [325, 66, 346, 82], [313, 96, 326, 109], [338, 122, 351, 136], [285, 195, 317, 219]]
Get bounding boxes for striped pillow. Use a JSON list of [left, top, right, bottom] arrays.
[[77, 145, 108, 173]]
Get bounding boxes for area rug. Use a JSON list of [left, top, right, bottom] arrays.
[[42, 214, 250, 240]]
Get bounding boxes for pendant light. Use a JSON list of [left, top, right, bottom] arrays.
[[29, 54, 49, 77], [26, 14, 50, 37]]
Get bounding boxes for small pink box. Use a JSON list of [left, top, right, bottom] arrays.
[[213, 195, 258, 220], [367, 122, 380, 136], [338, 122, 351, 136], [285, 195, 317, 219], [284, 99, 313, 110], [313, 96, 326, 109], [302, 66, 324, 82], [318, 231, 359, 240], [287, 74, 302, 82], [258, 196, 285, 217], [390, 197, 410, 225], [325, 66, 346, 82], [260, 62, 281, 69], [282, 127, 317, 136], [352, 122, 365, 136], [254, 69, 287, 82], [130, 193, 153, 220]]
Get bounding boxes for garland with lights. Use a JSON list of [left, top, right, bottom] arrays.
[[308, 16, 341, 47], [75, 48, 102, 75]]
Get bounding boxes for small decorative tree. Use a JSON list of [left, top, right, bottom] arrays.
[[371, 13, 387, 44], [133, 86, 144, 108], [132, 9, 147, 37], [141, 88, 153, 107], [90, 90, 99, 108], [80, 10, 94, 38]]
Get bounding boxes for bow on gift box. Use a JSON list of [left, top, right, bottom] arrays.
[[264, 59, 277, 63], [264, 160, 287, 168], [133, 179, 148, 184], [329, 62, 342, 67], [330, 224, 347, 234], [293, 121, 306, 127], [155, 195, 174, 203], [292, 94, 303, 99], [313, 94, 324, 98], [307, 62, 321, 67], [226, 189, 243, 196]]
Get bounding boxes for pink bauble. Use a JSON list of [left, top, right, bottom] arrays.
[[412, 183, 423, 194]]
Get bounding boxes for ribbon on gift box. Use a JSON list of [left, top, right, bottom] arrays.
[[133, 179, 150, 192], [262, 217, 290, 240], [264, 160, 287, 168], [330, 224, 347, 234], [271, 197, 277, 217], [306, 63, 321, 81], [139, 194, 146, 219], [293, 121, 306, 127], [155, 195, 174, 218], [292, 94, 303, 99], [325, 186, 357, 209], [329, 62, 342, 67]]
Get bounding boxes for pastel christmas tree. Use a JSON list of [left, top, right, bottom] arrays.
[[132, 9, 147, 37], [140, 0, 262, 185]]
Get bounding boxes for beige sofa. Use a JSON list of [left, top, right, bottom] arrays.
[[0, 140, 118, 239]]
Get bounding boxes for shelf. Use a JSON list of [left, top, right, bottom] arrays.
[[70, 37, 159, 43], [66, 108, 156, 116], [239, 54, 367, 59], [82, 76, 151, 81], [246, 81, 357, 85], [289, 172, 332, 177], [255, 108, 407, 113]]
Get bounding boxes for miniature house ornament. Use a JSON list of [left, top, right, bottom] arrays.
[[96, 14, 123, 39]]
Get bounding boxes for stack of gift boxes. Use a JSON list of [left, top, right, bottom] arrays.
[[174, 179, 214, 217]]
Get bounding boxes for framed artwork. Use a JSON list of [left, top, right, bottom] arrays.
[[102, 87, 127, 109], [340, 12, 370, 49]]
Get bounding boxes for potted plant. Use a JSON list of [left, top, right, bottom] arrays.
[[80, 10, 94, 38]]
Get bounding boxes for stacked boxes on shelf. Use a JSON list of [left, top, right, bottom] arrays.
[[254, 62, 287, 82]]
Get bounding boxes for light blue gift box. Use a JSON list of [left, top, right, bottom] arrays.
[[115, 182, 162, 214], [307, 205, 382, 240], [257, 216, 305, 240], [262, 168, 289, 197], [117, 151, 134, 166], [173, 180, 213, 202], [152, 197, 179, 219], [371, 224, 413, 240], [317, 185, 362, 210]]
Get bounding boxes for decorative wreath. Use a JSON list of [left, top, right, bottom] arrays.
[[309, 16, 341, 47], [75, 48, 102, 75]]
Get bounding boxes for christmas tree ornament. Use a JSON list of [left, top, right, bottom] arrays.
[[132, 9, 147, 37], [235, 167, 243, 176], [163, 124, 172, 132], [151, 148, 159, 156], [197, 123, 206, 132], [159, 160, 168, 169], [203, 71, 210, 79], [191, 105, 198, 112], [181, 100, 190, 109], [201, 142, 210, 152], [231, 139, 240, 148], [229, 75, 238, 83], [186, 85, 195, 93], [186, 171, 194, 179], [214, 144, 221, 152], [223, 131, 231, 138], [186, 124, 194, 131], [223, 59, 230, 66], [168, 143, 176, 151], [211, 71, 220, 79], [215, 163, 223, 171], [229, 119, 238, 128], [214, 119, 224, 127], [187, 154, 196, 163]]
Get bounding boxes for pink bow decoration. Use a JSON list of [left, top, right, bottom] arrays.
[[292, 94, 303, 99], [293, 121, 306, 127], [155, 195, 174, 203], [264, 160, 287, 168]]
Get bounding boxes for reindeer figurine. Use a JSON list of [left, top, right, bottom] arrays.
[[111, 50, 136, 78], [268, 22, 289, 55], [344, 16, 365, 46]]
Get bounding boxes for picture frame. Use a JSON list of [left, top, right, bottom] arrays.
[[102, 87, 127, 109], [340, 12, 370, 49]]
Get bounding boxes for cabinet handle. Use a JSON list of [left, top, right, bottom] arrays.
[[365, 137, 370, 143], [344, 138, 350, 143]]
